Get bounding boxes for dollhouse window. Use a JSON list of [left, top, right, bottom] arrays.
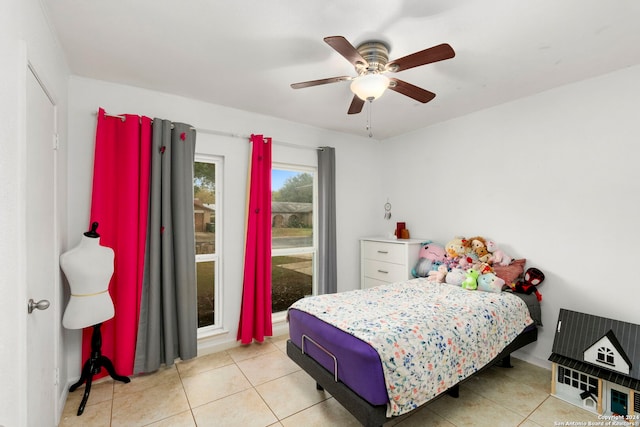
[[558, 366, 598, 394], [596, 347, 615, 365]]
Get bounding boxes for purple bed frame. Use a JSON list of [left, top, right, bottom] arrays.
[[287, 307, 538, 427]]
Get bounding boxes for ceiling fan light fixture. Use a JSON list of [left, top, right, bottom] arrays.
[[350, 74, 390, 101]]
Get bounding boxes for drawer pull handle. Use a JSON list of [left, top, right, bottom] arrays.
[[377, 269, 389, 274], [377, 250, 389, 254]]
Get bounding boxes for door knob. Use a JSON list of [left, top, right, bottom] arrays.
[[28, 298, 50, 314]]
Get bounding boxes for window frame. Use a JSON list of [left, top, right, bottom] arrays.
[[195, 154, 223, 338], [597, 346, 615, 365], [271, 162, 318, 318]]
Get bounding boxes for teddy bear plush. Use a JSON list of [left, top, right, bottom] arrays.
[[486, 240, 513, 266], [461, 268, 480, 290], [477, 272, 506, 293], [475, 246, 491, 263]]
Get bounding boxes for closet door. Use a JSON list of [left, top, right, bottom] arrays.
[[25, 63, 58, 426]]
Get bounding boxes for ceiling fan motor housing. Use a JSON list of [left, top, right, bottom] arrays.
[[356, 41, 390, 75]]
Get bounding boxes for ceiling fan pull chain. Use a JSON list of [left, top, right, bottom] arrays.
[[367, 99, 373, 138]]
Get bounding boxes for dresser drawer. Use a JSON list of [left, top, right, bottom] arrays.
[[363, 259, 407, 284], [362, 241, 405, 264], [360, 237, 423, 289], [362, 276, 388, 289]]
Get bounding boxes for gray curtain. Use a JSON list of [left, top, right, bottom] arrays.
[[317, 147, 337, 294], [134, 119, 197, 373]]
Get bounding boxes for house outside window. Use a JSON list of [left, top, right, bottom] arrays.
[[271, 165, 316, 314], [194, 156, 222, 334]]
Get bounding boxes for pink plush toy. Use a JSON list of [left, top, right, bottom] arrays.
[[486, 240, 513, 266], [419, 242, 446, 263], [427, 265, 448, 282], [412, 241, 446, 278]]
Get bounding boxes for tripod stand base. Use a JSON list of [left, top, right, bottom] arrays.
[[69, 323, 130, 415]]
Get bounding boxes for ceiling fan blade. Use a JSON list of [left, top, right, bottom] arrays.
[[324, 36, 368, 68], [347, 95, 365, 115], [291, 76, 352, 89], [387, 43, 455, 72], [388, 78, 436, 103]]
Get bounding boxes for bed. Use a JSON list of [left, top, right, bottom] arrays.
[[286, 278, 538, 427]]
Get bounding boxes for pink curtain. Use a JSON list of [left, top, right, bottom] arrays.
[[237, 134, 273, 344], [84, 107, 152, 377]]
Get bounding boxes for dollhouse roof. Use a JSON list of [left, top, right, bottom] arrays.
[[549, 309, 640, 391]]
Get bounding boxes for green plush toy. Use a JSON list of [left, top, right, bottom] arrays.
[[461, 268, 480, 290]]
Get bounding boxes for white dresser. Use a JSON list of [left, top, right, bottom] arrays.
[[360, 237, 424, 289]]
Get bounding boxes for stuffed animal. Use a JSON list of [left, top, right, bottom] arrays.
[[486, 240, 513, 266], [461, 268, 480, 290], [412, 258, 433, 278], [445, 237, 468, 259], [419, 241, 446, 263], [445, 268, 466, 286], [412, 241, 446, 277], [469, 236, 487, 251], [477, 272, 506, 293], [514, 267, 545, 301], [476, 262, 493, 275], [475, 246, 491, 263], [427, 265, 448, 282]]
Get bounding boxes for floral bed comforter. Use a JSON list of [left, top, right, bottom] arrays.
[[289, 278, 534, 416]]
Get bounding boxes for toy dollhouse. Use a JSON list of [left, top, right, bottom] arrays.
[[549, 309, 640, 416]]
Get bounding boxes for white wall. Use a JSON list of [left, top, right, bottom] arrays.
[[65, 76, 384, 377], [1, 0, 69, 424], [381, 64, 640, 367], [64, 63, 640, 383]]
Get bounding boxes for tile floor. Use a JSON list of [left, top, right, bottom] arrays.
[[59, 334, 603, 427]]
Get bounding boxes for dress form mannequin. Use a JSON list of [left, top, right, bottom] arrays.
[[60, 222, 129, 415], [60, 226, 115, 329]]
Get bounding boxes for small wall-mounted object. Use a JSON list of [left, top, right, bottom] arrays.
[[384, 200, 392, 220]]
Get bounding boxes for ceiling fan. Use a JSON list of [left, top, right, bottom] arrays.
[[291, 36, 455, 115]]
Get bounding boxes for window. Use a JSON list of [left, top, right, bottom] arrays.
[[271, 165, 316, 313], [194, 156, 222, 332], [597, 347, 615, 365], [558, 366, 598, 394]]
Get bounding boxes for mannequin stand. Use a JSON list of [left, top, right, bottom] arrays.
[[69, 323, 130, 415]]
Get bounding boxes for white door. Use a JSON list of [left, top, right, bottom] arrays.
[[25, 64, 57, 426]]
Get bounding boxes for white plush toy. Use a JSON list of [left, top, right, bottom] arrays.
[[486, 240, 513, 266], [445, 268, 466, 286]]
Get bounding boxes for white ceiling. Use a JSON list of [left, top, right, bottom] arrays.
[[41, 0, 640, 140]]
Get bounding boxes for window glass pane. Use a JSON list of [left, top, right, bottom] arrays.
[[271, 167, 315, 314], [194, 162, 215, 255], [272, 254, 312, 313], [197, 261, 215, 328], [272, 169, 313, 249]]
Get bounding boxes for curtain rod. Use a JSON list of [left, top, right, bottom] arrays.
[[98, 111, 322, 151]]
